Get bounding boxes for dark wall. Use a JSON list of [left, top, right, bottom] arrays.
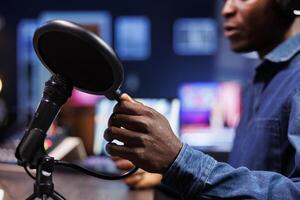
[[0, 0, 217, 115]]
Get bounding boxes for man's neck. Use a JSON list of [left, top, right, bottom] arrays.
[[288, 17, 300, 37], [258, 18, 300, 59]]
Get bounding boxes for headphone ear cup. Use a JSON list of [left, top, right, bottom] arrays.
[[276, 0, 292, 13], [291, 0, 300, 11], [276, 0, 299, 16]]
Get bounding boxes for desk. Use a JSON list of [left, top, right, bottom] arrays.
[[0, 169, 154, 200], [0, 166, 181, 200]]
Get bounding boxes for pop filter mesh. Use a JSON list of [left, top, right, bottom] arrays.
[[37, 31, 114, 93]]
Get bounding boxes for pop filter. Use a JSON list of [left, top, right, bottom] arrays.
[[15, 20, 138, 199], [33, 20, 123, 100]]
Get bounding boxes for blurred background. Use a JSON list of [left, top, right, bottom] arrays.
[[0, 0, 259, 170]]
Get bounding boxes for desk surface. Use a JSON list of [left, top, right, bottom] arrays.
[[0, 167, 154, 200]]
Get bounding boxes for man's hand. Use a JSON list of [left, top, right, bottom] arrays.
[[104, 94, 182, 174], [112, 157, 162, 189]]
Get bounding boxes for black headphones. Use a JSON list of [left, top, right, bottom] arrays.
[[276, 0, 300, 15]]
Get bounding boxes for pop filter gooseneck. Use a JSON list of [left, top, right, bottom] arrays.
[[15, 20, 138, 200]]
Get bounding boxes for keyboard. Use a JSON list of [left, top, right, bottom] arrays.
[[0, 133, 21, 164], [0, 130, 66, 164]]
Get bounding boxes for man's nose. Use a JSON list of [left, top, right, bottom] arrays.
[[221, 0, 236, 18]]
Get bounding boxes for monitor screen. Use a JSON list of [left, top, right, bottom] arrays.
[[93, 98, 180, 155], [179, 82, 241, 151], [115, 16, 151, 60], [173, 18, 218, 55]]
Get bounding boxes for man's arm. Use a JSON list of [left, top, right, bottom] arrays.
[[162, 90, 300, 199], [105, 94, 300, 199], [162, 144, 300, 199]]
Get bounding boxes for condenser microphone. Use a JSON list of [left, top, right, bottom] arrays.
[[16, 75, 73, 166]]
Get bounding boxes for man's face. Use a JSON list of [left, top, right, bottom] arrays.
[[222, 0, 290, 54]]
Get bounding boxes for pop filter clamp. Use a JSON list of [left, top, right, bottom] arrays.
[[15, 20, 139, 200]]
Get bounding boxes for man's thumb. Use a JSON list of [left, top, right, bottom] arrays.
[[120, 93, 143, 105], [120, 93, 135, 102]]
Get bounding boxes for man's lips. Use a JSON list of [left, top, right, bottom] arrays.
[[223, 25, 240, 38]]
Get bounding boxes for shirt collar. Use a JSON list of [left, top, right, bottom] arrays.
[[265, 33, 300, 63]]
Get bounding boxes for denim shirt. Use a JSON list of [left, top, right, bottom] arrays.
[[162, 33, 300, 199]]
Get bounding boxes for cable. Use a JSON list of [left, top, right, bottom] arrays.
[[54, 160, 139, 180], [24, 166, 36, 180]]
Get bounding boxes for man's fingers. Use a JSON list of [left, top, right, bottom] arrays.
[[108, 114, 148, 132], [115, 159, 135, 170], [124, 173, 143, 186], [123, 171, 163, 189], [106, 143, 139, 162], [131, 173, 162, 189], [104, 127, 144, 147], [111, 156, 121, 161]]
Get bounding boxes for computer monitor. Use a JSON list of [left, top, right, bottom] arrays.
[[179, 82, 241, 152], [173, 18, 218, 56], [115, 16, 151, 60], [93, 98, 180, 155]]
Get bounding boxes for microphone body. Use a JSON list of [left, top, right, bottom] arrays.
[[16, 75, 72, 167]]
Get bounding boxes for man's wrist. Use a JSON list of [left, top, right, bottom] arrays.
[[161, 144, 217, 199], [162, 143, 188, 177], [161, 141, 183, 174]]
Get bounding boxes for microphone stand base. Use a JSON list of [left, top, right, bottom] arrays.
[[25, 156, 66, 200], [26, 191, 65, 200]]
